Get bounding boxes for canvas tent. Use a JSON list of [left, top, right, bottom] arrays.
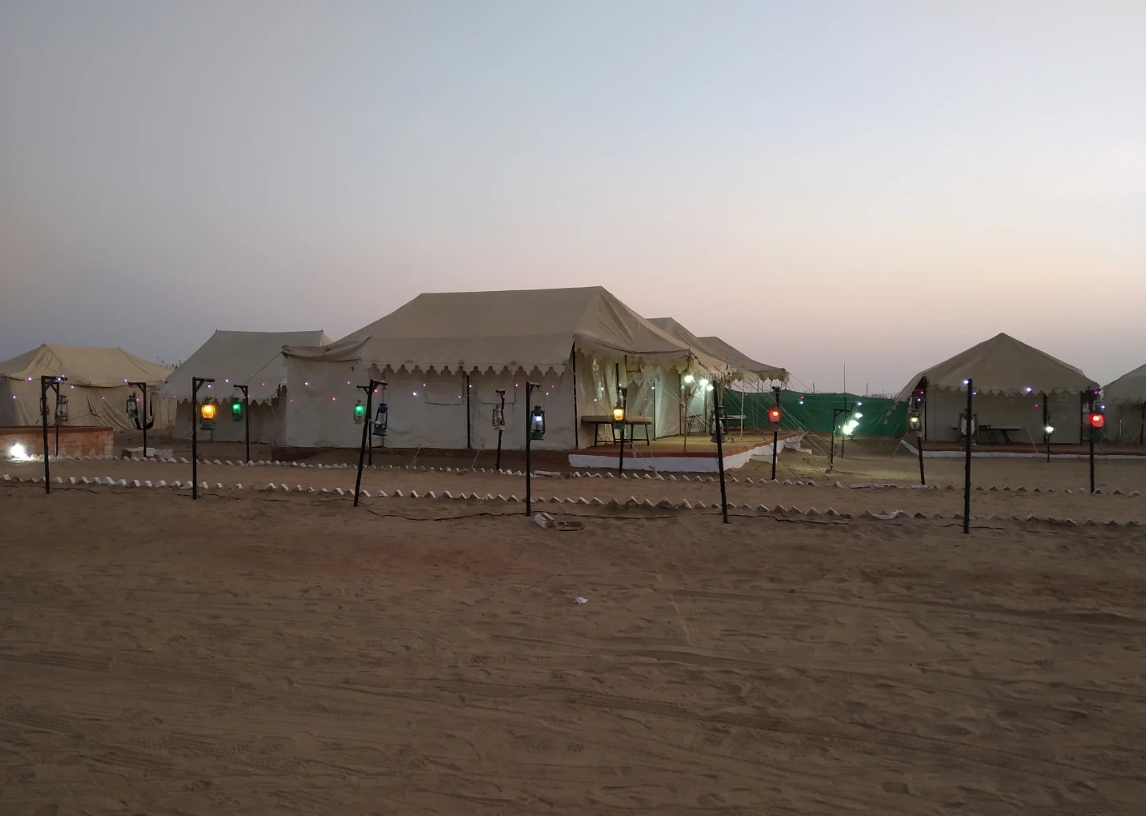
[[648, 318, 789, 436], [161, 330, 329, 445], [282, 287, 729, 450], [1102, 363, 1146, 444], [896, 333, 1098, 444], [0, 344, 174, 432]]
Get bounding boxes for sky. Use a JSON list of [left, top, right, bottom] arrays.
[[1, 0, 1144, 394]]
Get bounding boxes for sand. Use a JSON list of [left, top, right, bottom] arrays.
[[3, 442, 1146, 814]]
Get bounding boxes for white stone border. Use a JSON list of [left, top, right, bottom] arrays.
[[4, 472, 1142, 527], [9, 455, 1140, 498]]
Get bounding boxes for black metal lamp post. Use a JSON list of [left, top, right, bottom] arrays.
[[191, 377, 215, 500], [713, 383, 729, 524], [493, 389, 506, 470], [39, 375, 66, 493], [613, 387, 627, 475], [829, 405, 859, 472], [767, 386, 781, 480], [353, 379, 384, 507], [963, 379, 973, 534], [232, 384, 251, 464], [127, 381, 155, 458], [1087, 399, 1104, 495], [525, 382, 543, 515]]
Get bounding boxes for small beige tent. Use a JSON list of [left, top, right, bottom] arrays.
[[283, 287, 728, 450], [161, 330, 329, 445], [697, 336, 788, 383], [896, 333, 1098, 444], [649, 318, 789, 434], [0, 344, 174, 431], [1102, 363, 1146, 444]]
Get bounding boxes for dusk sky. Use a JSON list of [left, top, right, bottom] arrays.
[[2, 0, 1143, 394]]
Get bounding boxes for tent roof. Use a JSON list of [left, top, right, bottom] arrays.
[[0, 344, 171, 388], [697, 335, 789, 382], [895, 333, 1097, 400], [286, 287, 727, 375], [1103, 362, 1146, 406], [648, 318, 788, 383], [161, 330, 329, 403]]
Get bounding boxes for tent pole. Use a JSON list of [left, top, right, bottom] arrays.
[[1043, 394, 1050, 463], [465, 373, 471, 450], [571, 349, 579, 449]]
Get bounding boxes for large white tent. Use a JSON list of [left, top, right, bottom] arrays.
[[0, 344, 174, 432], [896, 333, 1098, 444], [282, 287, 728, 450], [1102, 363, 1146, 444], [161, 330, 329, 445]]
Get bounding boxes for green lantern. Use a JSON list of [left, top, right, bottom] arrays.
[[126, 394, 139, 420], [353, 400, 366, 423], [530, 405, 545, 440], [232, 399, 243, 422]]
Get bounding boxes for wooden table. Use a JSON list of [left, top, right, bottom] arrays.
[[978, 424, 1022, 444], [581, 415, 652, 445]]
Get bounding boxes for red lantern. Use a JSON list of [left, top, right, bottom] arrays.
[[767, 407, 782, 424], [1089, 412, 1105, 429]]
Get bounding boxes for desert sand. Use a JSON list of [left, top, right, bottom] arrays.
[[3, 438, 1146, 815]]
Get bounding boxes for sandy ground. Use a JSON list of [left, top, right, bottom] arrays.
[[3, 474, 1146, 815]]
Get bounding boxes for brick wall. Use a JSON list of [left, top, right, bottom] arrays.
[[0, 426, 114, 457]]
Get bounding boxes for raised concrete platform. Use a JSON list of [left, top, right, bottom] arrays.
[[569, 432, 803, 472], [901, 438, 1146, 460]]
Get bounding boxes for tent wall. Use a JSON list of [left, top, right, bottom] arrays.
[[1106, 403, 1145, 444], [283, 349, 687, 451], [571, 352, 679, 444], [284, 357, 580, 451], [0, 380, 174, 432], [922, 390, 1082, 444], [172, 397, 285, 445], [656, 369, 683, 438]]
